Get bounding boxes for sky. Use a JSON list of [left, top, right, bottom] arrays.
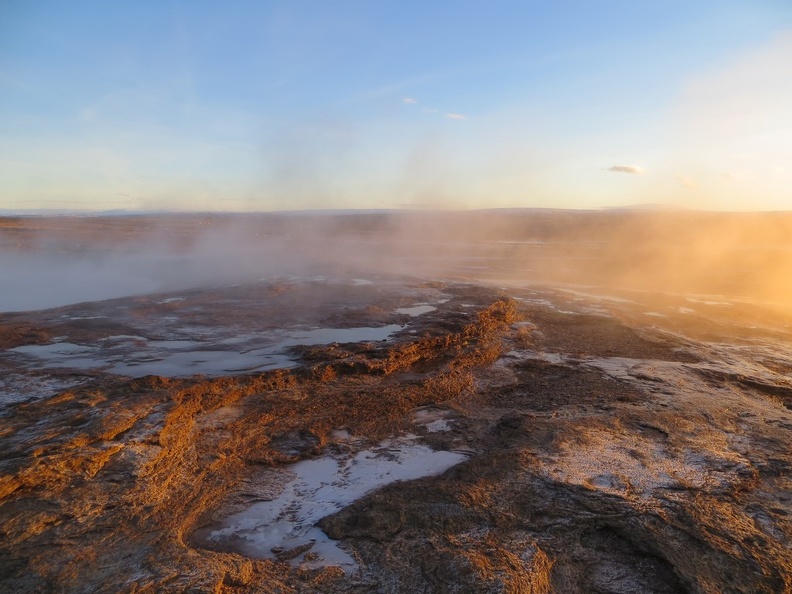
[[1, 0, 791, 212]]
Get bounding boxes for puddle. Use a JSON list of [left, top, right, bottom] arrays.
[[196, 440, 468, 571], [13, 343, 96, 357], [395, 304, 436, 317], [276, 325, 403, 347], [9, 342, 107, 371], [6, 325, 405, 378], [107, 350, 297, 377]]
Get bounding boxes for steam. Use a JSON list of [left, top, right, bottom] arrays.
[[2, 210, 792, 313]]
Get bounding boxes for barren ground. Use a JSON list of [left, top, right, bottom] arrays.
[[1, 212, 791, 593]]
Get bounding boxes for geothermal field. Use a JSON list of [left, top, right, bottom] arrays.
[[1, 210, 791, 593]]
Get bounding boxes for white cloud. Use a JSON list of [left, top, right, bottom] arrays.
[[445, 113, 467, 120], [677, 175, 696, 188], [402, 97, 417, 104], [608, 165, 645, 174], [423, 108, 439, 114]]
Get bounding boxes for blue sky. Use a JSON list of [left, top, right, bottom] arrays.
[[1, 1, 791, 211]]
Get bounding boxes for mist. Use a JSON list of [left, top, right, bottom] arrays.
[[2, 209, 792, 313]]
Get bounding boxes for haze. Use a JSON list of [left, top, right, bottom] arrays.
[[3, 210, 792, 313], [2, 1, 792, 213], [3, 7, 792, 589]]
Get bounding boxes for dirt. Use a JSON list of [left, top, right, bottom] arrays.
[[0, 279, 791, 593]]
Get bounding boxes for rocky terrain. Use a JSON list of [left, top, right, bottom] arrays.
[[1, 276, 791, 593]]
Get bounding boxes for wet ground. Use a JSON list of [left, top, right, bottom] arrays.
[[1, 274, 791, 593], [0, 277, 442, 403]]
